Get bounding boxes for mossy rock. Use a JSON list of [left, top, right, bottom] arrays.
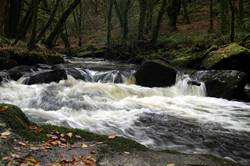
[[202, 43, 250, 69], [0, 104, 46, 142]]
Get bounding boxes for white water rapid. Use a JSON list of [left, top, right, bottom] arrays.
[[0, 69, 250, 165]]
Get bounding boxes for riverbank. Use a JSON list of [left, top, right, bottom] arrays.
[[0, 104, 237, 165]]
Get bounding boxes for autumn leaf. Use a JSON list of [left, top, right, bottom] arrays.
[[81, 143, 89, 148], [67, 132, 73, 138], [1, 130, 11, 136], [167, 163, 176, 166], [0, 106, 8, 112], [108, 135, 116, 139]]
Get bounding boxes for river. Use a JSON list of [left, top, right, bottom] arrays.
[[0, 58, 250, 165]]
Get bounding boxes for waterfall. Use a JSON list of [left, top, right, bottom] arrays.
[[175, 73, 206, 97]]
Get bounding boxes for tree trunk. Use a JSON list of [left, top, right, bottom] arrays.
[[44, 0, 80, 48], [122, 0, 131, 41], [35, 0, 60, 44], [28, 0, 39, 48], [229, 0, 235, 42], [114, 0, 124, 29], [166, 0, 181, 32], [138, 0, 147, 40], [208, 0, 214, 32], [151, 0, 167, 44], [0, 0, 8, 35], [107, 0, 114, 46], [182, 0, 190, 24], [219, 0, 229, 34], [4, 0, 24, 38], [14, 0, 42, 44]]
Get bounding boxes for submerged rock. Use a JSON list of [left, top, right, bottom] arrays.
[[191, 70, 248, 100], [202, 43, 250, 74], [135, 60, 177, 87], [26, 69, 67, 85]]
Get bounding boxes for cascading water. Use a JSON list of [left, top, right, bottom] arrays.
[[0, 58, 250, 165]]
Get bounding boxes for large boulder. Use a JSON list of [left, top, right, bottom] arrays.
[[0, 56, 17, 70], [135, 60, 177, 87], [202, 43, 250, 74], [26, 69, 67, 85], [191, 70, 248, 100]]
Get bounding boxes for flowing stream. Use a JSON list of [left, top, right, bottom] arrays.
[[0, 58, 250, 165]]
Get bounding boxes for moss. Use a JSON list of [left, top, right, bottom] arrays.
[[41, 124, 147, 152], [167, 48, 202, 66], [202, 43, 250, 69], [0, 104, 47, 142]]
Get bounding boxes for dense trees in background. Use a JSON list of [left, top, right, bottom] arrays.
[[0, 0, 250, 49]]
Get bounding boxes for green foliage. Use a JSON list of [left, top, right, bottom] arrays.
[[160, 32, 213, 46]]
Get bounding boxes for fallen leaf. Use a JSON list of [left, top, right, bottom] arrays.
[[75, 135, 82, 139], [108, 135, 116, 139], [25, 155, 39, 164], [0, 106, 8, 112], [10, 153, 20, 158], [167, 163, 176, 166], [18, 141, 27, 146], [81, 143, 89, 148], [1, 131, 11, 136], [124, 151, 130, 155], [67, 132, 73, 138], [96, 141, 103, 144]]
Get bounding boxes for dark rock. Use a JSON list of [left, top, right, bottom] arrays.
[[66, 68, 86, 80], [191, 70, 248, 100], [135, 60, 177, 87], [7, 65, 36, 81], [26, 69, 67, 85], [0, 56, 17, 70], [187, 80, 201, 86], [97, 146, 237, 166], [0, 72, 9, 82]]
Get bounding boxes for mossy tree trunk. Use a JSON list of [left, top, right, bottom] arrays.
[[151, 0, 167, 44], [181, 0, 190, 24], [107, 0, 114, 46], [229, 0, 235, 42], [138, 0, 147, 41], [44, 0, 80, 48], [28, 0, 39, 48], [35, 0, 60, 44], [166, 0, 181, 32], [4, 0, 24, 38], [219, 0, 230, 34], [0, 0, 8, 35], [208, 0, 214, 32]]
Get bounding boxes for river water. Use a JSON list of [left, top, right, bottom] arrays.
[[0, 58, 250, 165]]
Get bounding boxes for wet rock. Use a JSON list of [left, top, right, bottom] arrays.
[[202, 43, 250, 74], [26, 69, 67, 85], [67, 68, 86, 80], [7, 65, 36, 81], [0, 56, 17, 70], [191, 70, 248, 100], [97, 147, 236, 166], [0, 72, 8, 83], [135, 60, 177, 87]]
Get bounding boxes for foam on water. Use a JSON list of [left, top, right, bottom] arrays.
[[1, 75, 250, 164]]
